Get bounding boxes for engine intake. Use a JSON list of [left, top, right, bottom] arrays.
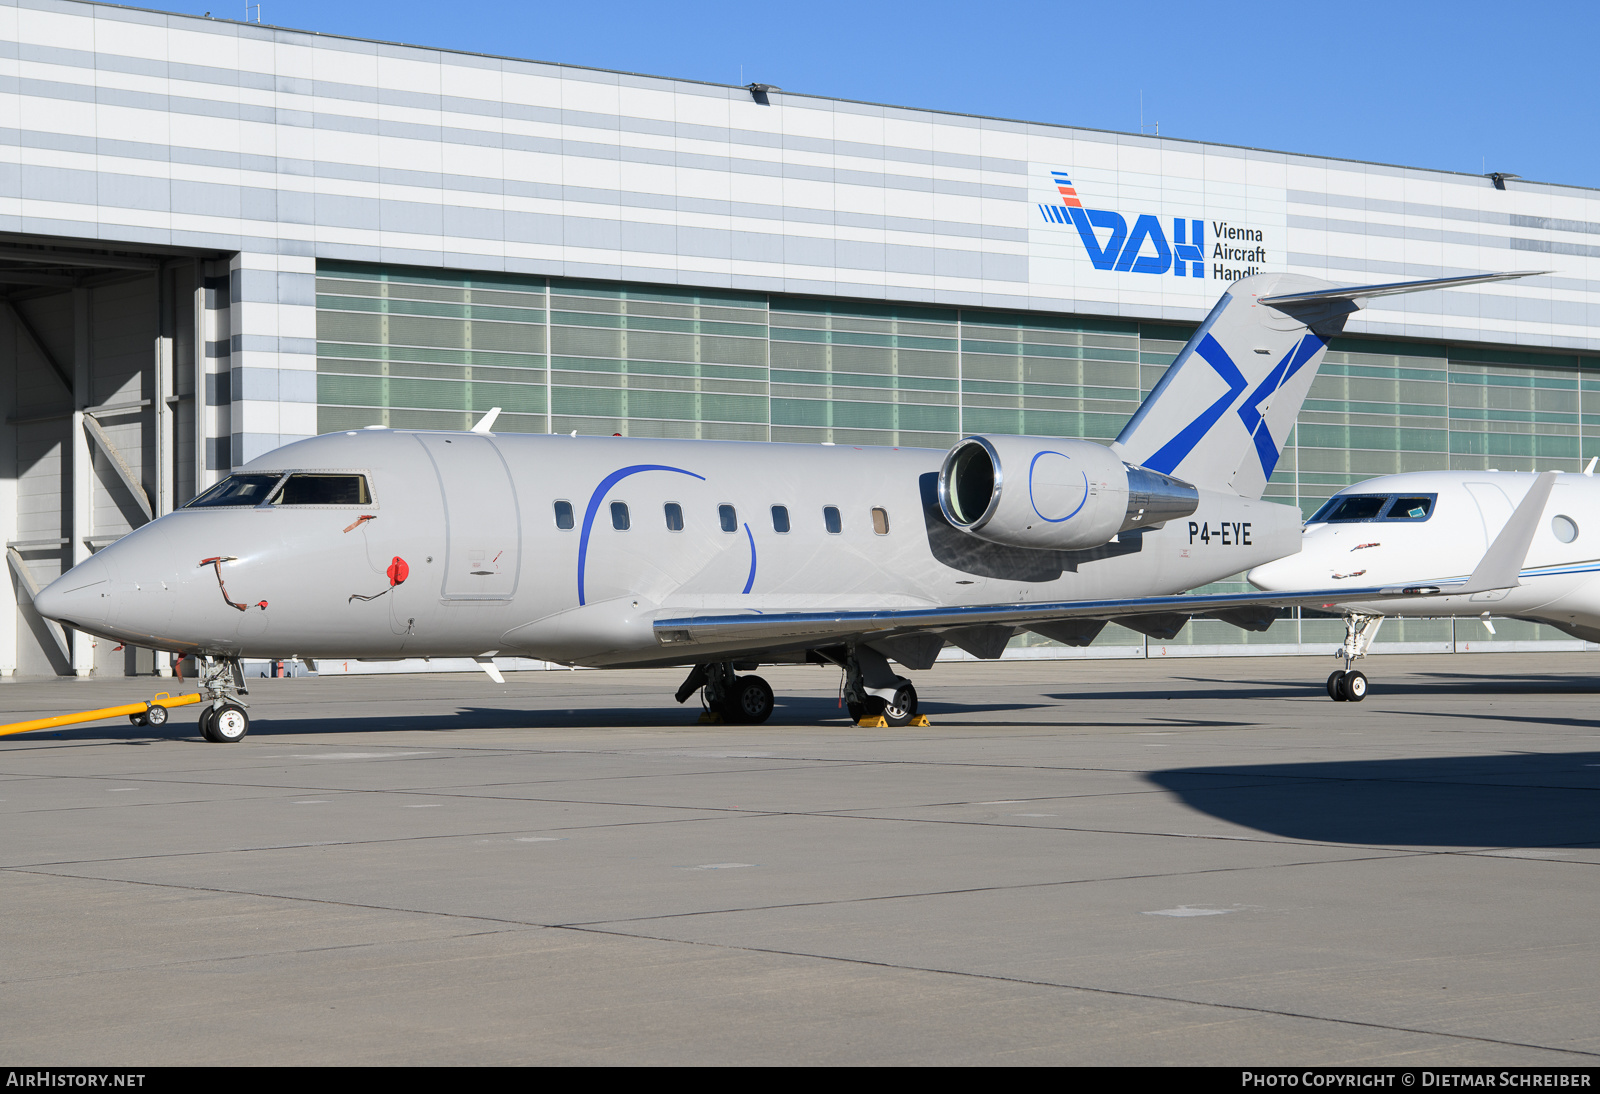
[[937, 435, 1198, 551]]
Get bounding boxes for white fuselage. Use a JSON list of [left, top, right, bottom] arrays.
[[35, 430, 1301, 668], [1247, 470, 1600, 641]]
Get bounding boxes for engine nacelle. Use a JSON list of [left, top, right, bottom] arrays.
[[937, 435, 1199, 551]]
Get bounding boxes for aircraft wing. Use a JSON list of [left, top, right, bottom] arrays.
[[652, 472, 1558, 655], [652, 580, 1455, 651]]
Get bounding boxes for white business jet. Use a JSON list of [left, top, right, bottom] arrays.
[[1249, 464, 1593, 699], [29, 270, 1544, 740]]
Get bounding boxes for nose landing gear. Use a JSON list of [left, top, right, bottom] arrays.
[[1326, 612, 1382, 702], [194, 656, 252, 742]]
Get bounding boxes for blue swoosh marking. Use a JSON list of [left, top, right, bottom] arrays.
[[742, 523, 757, 594], [1027, 450, 1089, 523], [1144, 333, 1248, 475], [1237, 333, 1326, 481], [577, 464, 705, 605]]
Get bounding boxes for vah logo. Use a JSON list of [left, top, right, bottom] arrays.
[[1038, 170, 1212, 278]]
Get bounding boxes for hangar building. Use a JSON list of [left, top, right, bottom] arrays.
[[5, 0, 1600, 675]]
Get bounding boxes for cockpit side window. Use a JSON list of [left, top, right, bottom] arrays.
[[1385, 496, 1434, 521], [271, 473, 372, 506], [185, 473, 285, 508]]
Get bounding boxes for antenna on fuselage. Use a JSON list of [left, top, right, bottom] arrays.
[[1585, 457, 1596, 476], [470, 407, 502, 434]]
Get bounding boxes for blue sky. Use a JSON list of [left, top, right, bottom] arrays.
[[159, 0, 1598, 189]]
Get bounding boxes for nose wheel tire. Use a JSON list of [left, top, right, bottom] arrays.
[[200, 702, 250, 743], [1338, 670, 1368, 702], [721, 675, 774, 724], [1327, 671, 1347, 701]]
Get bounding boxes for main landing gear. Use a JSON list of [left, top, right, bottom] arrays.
[[193, 656, 253, 742], [675, 662, 775, 724], [672, 646, 922, 727], [831, 644, 918, 727], [1326, 612, 1382, 702]]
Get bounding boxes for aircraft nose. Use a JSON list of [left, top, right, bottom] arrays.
[[1247, 554, 1308, 590], [33, 556, 113, 628]]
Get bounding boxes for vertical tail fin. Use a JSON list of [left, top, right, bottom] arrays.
[[1111, 270, 1543, 498]]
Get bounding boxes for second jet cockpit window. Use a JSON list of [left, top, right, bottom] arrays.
[[1309, 493, 1437, 523]]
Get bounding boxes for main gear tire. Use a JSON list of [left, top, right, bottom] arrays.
[[879, 683, 918, 728], [722, 675, 774, 724]]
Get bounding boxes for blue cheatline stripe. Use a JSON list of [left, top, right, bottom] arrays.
[[1143, 333, 1247, 475], [1236, 333, 1327, 482], [577, 464, 706, 605], [742, 523, 757, 594]]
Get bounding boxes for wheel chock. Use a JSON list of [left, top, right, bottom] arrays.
[[855, 715, 889, 727], [697, 710, 724, 724], [909, 714, 931, 726]]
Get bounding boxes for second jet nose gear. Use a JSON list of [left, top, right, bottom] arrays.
[[1326, 612, 1382, 702]]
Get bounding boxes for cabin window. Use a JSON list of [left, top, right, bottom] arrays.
[[272, 473, 371, 506], [553, 500, 574, 529], [611, 502, 630, 530], [823, 506, 842, 534], [719, 504, 738, 532], [871, 507, 890, 535], [771, 505, 790, 533], [1553, 514, 1579, 543], [664, 503, 684, 531], [186, 473, 284, 508]]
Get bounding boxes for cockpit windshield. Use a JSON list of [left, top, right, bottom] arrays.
[[185, 473, 285, 508], [1308, 493, 1436, 524], [185, 471, 372, 509]]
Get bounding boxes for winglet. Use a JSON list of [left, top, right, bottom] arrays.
[[1459, 471, 1557, 593], [470, 407, 502, 434]]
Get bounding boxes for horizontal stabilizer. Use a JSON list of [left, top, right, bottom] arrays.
[[1258, 270, 1547, 307]]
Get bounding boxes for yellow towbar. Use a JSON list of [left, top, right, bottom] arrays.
[[0, 692, 203, 737]]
